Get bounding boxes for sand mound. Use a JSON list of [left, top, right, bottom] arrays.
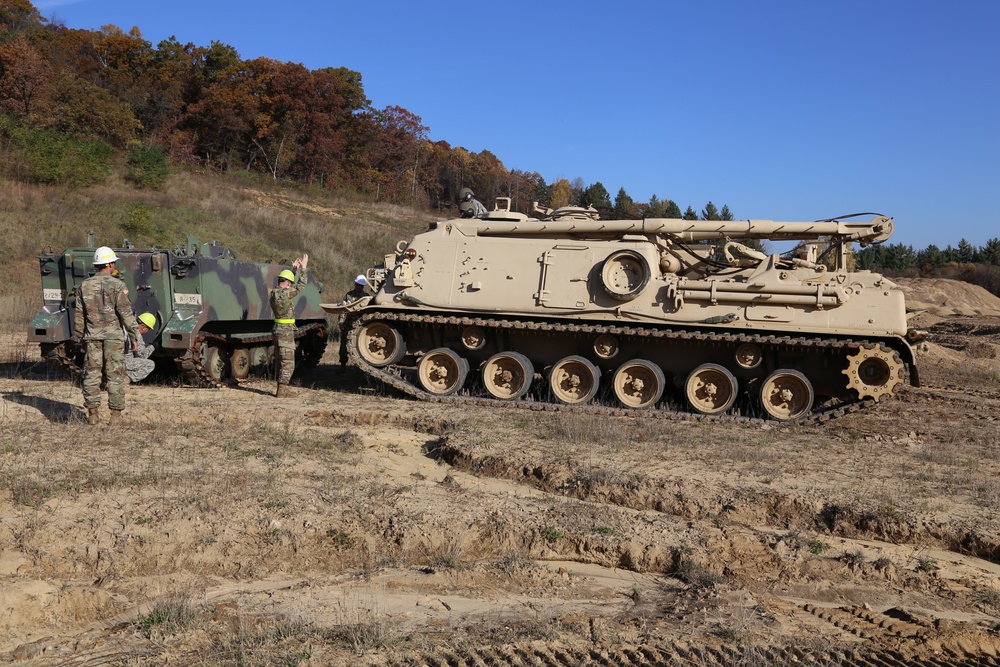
[[895, 277, 1000, 317]]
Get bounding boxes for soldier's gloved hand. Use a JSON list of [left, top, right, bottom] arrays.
[[132, 340, 140, 353], [70, 335, 82, 346]]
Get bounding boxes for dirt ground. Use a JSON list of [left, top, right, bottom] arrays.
[[2, 277, 1000, 666]]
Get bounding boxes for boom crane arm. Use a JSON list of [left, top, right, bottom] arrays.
[[472, 215, 894, 245]]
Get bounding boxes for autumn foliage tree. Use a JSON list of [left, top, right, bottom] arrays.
[[549, 179, 573, 209], [0, 0, 43, 40], [2, 0, 737, 215], [0, 35, 49, 121]]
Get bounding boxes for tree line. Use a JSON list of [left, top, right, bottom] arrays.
[[0, 0, 726, 219], [857, 238, 1000, 272], [856, 238, 1000, 298]]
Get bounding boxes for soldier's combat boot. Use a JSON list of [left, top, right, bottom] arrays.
[[108, 410, 122, 425], [87, 407, 99, 425], [275, 384, 296, 398]]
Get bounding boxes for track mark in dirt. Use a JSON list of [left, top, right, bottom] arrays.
[[799, 603, 932, 641], [381, 640, 1000, 667]]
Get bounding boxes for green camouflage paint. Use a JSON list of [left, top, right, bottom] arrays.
[[29, 234, 329, 383]]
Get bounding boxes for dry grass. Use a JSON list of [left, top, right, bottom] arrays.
[[2, 171, 432, 318]]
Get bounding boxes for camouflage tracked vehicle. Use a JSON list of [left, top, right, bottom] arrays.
[[29, 234, 328, 386], [324, 199, 920, 423]]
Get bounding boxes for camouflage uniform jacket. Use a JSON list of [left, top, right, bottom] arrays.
[[75, 274, 140, 342], [125, 333, 155, 360], [339, 285, 368, 305], [270, 271, 307, 323]]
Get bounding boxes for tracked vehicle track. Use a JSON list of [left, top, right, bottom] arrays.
[[182, 323, 327, 387], [40, 342, 84, 379], [346, 311, 907, 425]]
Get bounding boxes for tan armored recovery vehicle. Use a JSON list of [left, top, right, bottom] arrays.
[[324, 200, 918, 423]]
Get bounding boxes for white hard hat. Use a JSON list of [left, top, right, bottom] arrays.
[[94, 246, 118, 264], [355, 274, 367, 286]]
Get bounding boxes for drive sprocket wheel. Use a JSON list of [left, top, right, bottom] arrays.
[[842, 343, 905, 402]]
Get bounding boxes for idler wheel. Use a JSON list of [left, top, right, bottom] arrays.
[[357, 321, 406, 367], [613, 359, 665, 409], [685, 363, 738, 415], [842, 343, 904, 401], [417, 348, 469, 396], [760, 369, 814, 420], [482, 352, 534, 400], [549, 355, 600, 405]]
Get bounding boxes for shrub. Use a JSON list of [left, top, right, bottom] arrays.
[[541, 526, 564, 542], [0, 115, 113, 186], [677, 559, 725, 590], [126, 143, 169, 189], [123, 202, 157, 237], [808, 539, 830, 555], [138, 597, 198, 640]]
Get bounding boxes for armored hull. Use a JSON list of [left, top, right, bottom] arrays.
[[325, 200, 918, 423], [29, 235, 328, 386]]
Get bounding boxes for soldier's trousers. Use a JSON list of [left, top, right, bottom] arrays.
[[125, 356, 155, 383], [83, 339, 126, 410], [339, 328, 348, 366], [273, 325, 296, 385]]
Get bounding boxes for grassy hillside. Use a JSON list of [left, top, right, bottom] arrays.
[[1, 171, 436, 332]]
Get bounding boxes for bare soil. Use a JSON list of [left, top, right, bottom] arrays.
[[2, 277, 1000, 666]]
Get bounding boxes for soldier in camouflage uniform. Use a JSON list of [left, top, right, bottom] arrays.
[[270, 253, 309, 398], [74, 246, 141, 425], [337, 274, 369, 367], [125, 312, 157, 383], [458, 188, 488, 218]]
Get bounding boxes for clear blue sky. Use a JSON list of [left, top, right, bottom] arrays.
[[36, 0, 1000, 250]]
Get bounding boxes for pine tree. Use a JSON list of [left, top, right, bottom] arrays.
[[581, 182, 611, 209], [701, 201, 720, 221], [646, 195, 665, 218], [981, 238, 1000, 266], [957, 239, 977, 263], [614, 187, 634, 218]]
